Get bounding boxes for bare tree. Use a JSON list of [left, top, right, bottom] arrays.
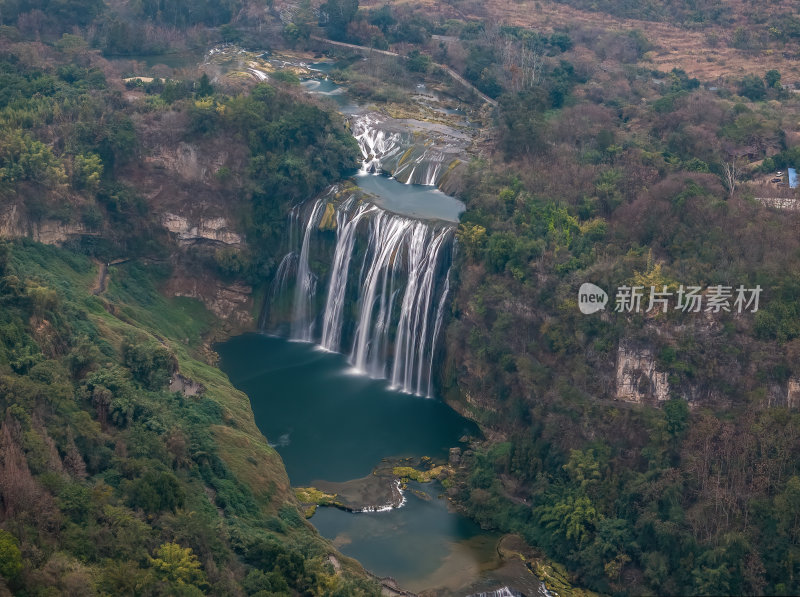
[[501, 37, 543, 92], [721, 158, 741, 200]]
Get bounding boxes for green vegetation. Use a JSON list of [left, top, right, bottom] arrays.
[[0, 241, 379, 594], [392, 465, 447, 483], [295, 487, 339, 518], [4, 0, 800, 594], [0, 30, 357, 276], [417, 9, 800, 595], [295, 487, 338, 505], [320, 0, 360, 41], [0, 8, 369, 594]]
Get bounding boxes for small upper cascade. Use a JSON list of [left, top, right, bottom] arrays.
[[353, 114, 404, 175], [350, 113, 468, 188]]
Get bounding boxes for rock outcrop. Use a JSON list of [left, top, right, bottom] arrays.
[[162, 213, 243, 246], [789, 378, 800, 409], [615, 343, 670, 404], [0, 204, 93, 245], [164, 274, 254, 328]]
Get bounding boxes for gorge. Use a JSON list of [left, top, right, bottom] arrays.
[[216, 57, 526, 594], [8, 0, 800, 594]]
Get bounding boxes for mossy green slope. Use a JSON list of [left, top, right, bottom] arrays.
[[0, 239, 379, 596]]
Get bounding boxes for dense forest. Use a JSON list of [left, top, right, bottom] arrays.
[[375, 3, 800, 596], [2, 0, 800, 594], [0, 3, 375, 593], [285, 0, 800, 593]]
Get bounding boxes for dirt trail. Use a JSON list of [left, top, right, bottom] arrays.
[[91, 261, 108, 296], [90, 258, 129, 296], [310, 35, 499, 106]]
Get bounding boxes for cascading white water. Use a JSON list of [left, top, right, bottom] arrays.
[[391, 227, 450, 395], [269, 114, 464, 394], [353, 114, 403, 175], [271, 252, 296, 302], [273, 196, 455, 397], [319, 201, 377, 351], [427, 273, 451, 398], [291, 198, 326, 341], [351, 114, 461, 187]]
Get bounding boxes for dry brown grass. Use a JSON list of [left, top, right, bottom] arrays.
[[353, 0, 800, 82]]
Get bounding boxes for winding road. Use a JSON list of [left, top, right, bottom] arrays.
[[309, 36, 499, 107]]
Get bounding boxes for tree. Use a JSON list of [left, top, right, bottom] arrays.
[[122, 339, 176, 390], [320, 0, 358, 40], [196, 73, 213, 98], [775, 476, 800, 542], [126, 471, 185, 513], [406, 50, 431, 73], [564, 449, 602, 491], [738, 75, 766, 101], [149, 543, 206, 589], [538, 494, 600, 547], [720, 158, 741, 199], [0, 130, 67, 190], [0, 529, 22, 581], [664, 398, 689, 437], [73, 153, 103, 193], [765, 69, 781, 89], [457, 223, 487, 259]]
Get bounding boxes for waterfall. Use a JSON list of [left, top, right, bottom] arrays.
[[319, 202, 377, 351], [351, 114, 462, 187], [291, 198, 326, 341], [271, 252, 297, 302], [353, 114, 403, 175], [271, 197, 455, 397], [266, 114, 465, 395], [428, 273, 451, 398]]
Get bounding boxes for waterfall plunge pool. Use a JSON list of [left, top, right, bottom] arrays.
[[217, 333, 523, 594], [214, 56, 542, 595], [217, 333, 476, 486]]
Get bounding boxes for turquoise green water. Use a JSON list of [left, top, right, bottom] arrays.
[[217, 333, 477, 486], [298, 72, 467, 222], [355, 171, 466, 223], [216, 333, 500, 591], [311, 481, 490, 590]]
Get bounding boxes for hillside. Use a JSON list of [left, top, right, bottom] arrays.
[[0, 13, 378, 595], [355, 0, 800, 81], [3, 0, 800, 595]]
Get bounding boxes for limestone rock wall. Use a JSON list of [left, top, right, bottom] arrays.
[[616, 343, 670, 404], [162, 213, 243, 246]]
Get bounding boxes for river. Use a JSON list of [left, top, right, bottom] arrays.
[[216, 52, 542, 596]]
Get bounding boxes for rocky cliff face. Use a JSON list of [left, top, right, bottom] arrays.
[[162, 213, 243, 246], [0, 204, 92, 245], [123, 111, 254, 327], [788, 378, 800, 409], [615, 343, 670, 404], [764, 376, 800, 409], [164, 273, 254, 328]]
